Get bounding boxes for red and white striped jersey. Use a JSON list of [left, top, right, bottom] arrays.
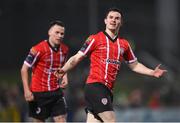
[[79, 31, 137, 90], [24, 40, 69, 92]]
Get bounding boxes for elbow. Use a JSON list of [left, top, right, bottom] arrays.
[[21, 65, 28, 74], [20, 67, 25, 76], [129, 61, 138, 72], [20, 66, 23, 74], [70, 55, 81, 66]]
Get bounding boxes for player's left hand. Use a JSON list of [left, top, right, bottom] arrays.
[[153, 64, 167, 78]]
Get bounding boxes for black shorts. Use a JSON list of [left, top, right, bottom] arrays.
[[28, 88, 67, 120], [84, 83, 113, 114]]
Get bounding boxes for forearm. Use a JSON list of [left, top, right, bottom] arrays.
[[130, 62, 154, 76], [62, 55, 80, 72], [21, 66, 31, 91]]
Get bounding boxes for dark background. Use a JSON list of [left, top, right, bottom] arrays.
[[0, 0, 179, 70]]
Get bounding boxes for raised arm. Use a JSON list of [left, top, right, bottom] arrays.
[[128, 61, 167, 78], [54, 51, 85, 78]]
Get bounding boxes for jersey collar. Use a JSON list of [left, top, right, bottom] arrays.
[[47, 40, 60, 52], [103, 31, 118, 42]]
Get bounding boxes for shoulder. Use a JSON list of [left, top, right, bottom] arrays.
[[86, 31, 103, 42], [119, 38, 130, 46], [33, 40, 47, 48], [32, 40, 47, 53]]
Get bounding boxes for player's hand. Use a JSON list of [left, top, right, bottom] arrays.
[[60, 75, 68, 89], [54, 68, 65, 79], [153, 64, 167, 78], [24, 89, 34, 102]]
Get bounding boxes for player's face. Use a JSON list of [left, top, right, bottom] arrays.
[[48, 25, 65, 46], [105, 11, 122, 32]]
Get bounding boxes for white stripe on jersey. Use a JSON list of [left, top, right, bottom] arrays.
[[117, 39, 121, 70], [24, 61, 31, 67], [58, 48, 63, 88], [47, 48, 53, 91], [60, 48, 63, 63], [31, 52, 40, 67], [104, 36, 110, 82]]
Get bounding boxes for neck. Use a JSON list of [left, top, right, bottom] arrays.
[[48, 39, 59, 48], [105, 29, 118, 39]]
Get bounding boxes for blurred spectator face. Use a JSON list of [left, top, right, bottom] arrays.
[[128, 89, 142, 108]]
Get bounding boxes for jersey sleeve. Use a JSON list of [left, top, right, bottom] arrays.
[[123, 41, 137, 64], [24, 46, 41, 67], [79, 35, 96, 56]]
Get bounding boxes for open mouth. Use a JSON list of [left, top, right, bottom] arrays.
[[110, 23, 116, 26]]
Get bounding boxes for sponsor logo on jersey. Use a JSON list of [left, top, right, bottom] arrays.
[[44, 68, 59, 73], [102, 59, 121, 65]]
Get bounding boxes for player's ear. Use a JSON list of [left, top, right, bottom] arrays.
[[48, 29, 51, 36], [104, 18, 107, 25]]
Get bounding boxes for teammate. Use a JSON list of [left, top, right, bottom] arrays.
[[55, 8, 167, 122], [21, 20, 69, 122]]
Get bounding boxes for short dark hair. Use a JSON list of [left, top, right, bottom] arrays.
[[49, 20, 65, 29], [105, 7, 123, 19]]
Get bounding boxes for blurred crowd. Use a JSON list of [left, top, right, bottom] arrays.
[[0, 83, 27, 122]]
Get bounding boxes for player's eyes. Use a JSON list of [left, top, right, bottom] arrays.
[[115, 17, 120, 20], [109, 16, 113, 19]]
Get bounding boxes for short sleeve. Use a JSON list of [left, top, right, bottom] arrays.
[[24, 47, 40, 67], [123, 41, 137, 64], [79, 35, 96, 56]]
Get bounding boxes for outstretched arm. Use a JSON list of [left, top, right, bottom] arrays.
[[54, 51, 85, 78], [128, 61, 167, 78]]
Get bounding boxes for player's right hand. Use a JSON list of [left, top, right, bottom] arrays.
[[54, 68, 65, 79], [24, 90, 34, 101]]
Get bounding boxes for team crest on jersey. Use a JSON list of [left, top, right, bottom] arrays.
[[101, 98, 108, 105]]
